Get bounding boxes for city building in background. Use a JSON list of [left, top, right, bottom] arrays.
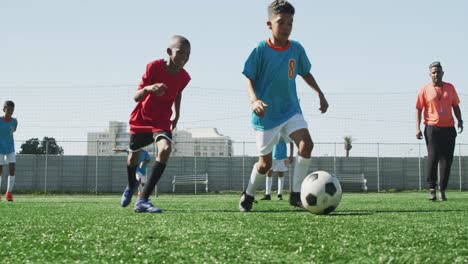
[[87, 122, 233, 157]]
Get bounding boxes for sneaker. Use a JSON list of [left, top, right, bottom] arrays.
[[134, 198, 162, 213], [120, 186, 134, 207], [428, 189, 436, 201], [439, 190, 447, 201], [277, 194, 283, 200], [260, 194, 271, 201], [239, 191, 255, 212], [5, 192, 13, 202], [289, 192, 302, 208]]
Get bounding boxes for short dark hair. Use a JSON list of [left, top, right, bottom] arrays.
[[3, 100, 14, 109], [169, 35, 191, 49], [429, 61, 443, 70], [268, 0, 295, 19]]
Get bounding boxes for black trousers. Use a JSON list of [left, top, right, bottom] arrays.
[[424, 125, 457, 190]]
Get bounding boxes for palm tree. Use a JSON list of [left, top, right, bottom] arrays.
[[344, 136, 354, 158]]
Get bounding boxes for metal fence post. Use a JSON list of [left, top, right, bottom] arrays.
[[418, 143, 422, 191], [333, 142, 337, 175], [95, 140, 99, 195], [459, 143, 462, 192], [194, 141, 197, 194], [377, 143, 380, 192], [242, 142, 245, 191], [44, 140, 49, 195]]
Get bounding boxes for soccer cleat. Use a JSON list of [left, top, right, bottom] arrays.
[[134, 198, 162, 213], [5, 192, 13, 202], [120, 186, 134, 207], [277, 194, 283, 200], [289, 192, 302, 208], [260, 194, 271, 201], [439, 191, 447, 201], [239, 191, 255, 212], [428, 189, 436, 201]]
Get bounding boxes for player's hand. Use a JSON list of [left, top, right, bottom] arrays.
[[319, 94, 329, 113], [458, 121, 464, 134], [416, 130, 423, 140], [252, 100, 267, 117], [148, 83, 168, 96]]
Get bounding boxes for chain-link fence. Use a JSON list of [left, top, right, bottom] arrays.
[[4, 141, 468, 194]]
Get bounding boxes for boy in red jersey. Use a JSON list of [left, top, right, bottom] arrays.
[[121, 35, 191, 213]]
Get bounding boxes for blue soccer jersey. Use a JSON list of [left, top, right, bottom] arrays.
[[243, 39, 312, 131], [272, 138, 288, 160], [137, 150, 151, 175], [0, 117, 17, 154]]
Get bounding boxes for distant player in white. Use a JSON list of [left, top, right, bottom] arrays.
[[0, 101, 18, 202], [260, 137, 293, 201]]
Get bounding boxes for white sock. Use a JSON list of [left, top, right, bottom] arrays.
[[292, 156, 311, 192], [7, 176, 15, 192], [0, 176, 2, 190], [278, 176, 284, 195], [265, 176, 272, 195], [246, 163, 266, 197]]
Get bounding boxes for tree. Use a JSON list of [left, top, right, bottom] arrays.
[[19, 138, 41, 154], [344, 136, 355, 158], [19, 137, 64, 155]]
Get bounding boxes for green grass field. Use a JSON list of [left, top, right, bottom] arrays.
[[0, 192, 467, 263]]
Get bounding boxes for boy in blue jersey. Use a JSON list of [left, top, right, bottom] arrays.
[[0, 101, 18, 202], [113, 147, 151, 200], [240, 0, 328, 212], [260, 137, 293, 201]]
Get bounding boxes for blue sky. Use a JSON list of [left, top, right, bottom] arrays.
[[1, 0, 467, 155]]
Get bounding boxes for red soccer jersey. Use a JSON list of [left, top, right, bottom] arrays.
[[129, 59, 191, 133]]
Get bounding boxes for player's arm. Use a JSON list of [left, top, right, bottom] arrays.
[[112, 147, 127, 153], [302, 73, 328, 113], [453, 105, 463, 133], [172, 93, 182, 131], [246, 77, 267, 117], [134, 83, 168, 102], [416, 108, 423, 139]]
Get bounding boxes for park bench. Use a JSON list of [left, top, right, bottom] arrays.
[[335, 173, 367, 192], [172, 173, 209, 193]]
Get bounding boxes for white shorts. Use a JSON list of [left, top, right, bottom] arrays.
[[0, 152, 16, 165], [136, 171, 147, 184], [272, 159, 288, 172], [255, 114, 308, 155]]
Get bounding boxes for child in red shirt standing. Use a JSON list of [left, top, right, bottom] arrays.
[[121, 35, 191, 213]]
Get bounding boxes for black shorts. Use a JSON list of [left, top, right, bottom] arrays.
[[129, 131, 173, 152]]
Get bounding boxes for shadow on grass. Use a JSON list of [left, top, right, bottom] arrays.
[[335, 209, 466, 215]]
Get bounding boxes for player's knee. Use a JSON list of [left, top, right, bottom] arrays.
[[298, 140, 313, 157], [257, 161, 271, 174], [159, 144, 172, 156]]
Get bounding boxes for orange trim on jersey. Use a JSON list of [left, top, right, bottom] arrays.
[[267, 38, 291, 51]]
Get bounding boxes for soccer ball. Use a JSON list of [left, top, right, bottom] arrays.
[[300, 171, 342, 215]]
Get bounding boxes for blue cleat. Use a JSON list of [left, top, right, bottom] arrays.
[[120, 185, 134, 207], [134, 198, 162, 213]]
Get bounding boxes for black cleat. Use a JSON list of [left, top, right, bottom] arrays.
[[239, 191, 255, 212], [439, 190, 447, 201], [428, 189, 436, 201], [277, 194, 283, 200], [260, 194, 271, 200], [289, 192, 302, 208]]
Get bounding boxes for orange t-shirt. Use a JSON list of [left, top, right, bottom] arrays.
[[416, 82, 460, 127]]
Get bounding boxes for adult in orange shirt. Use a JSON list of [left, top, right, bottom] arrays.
[[416, 61, 463, 201]]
